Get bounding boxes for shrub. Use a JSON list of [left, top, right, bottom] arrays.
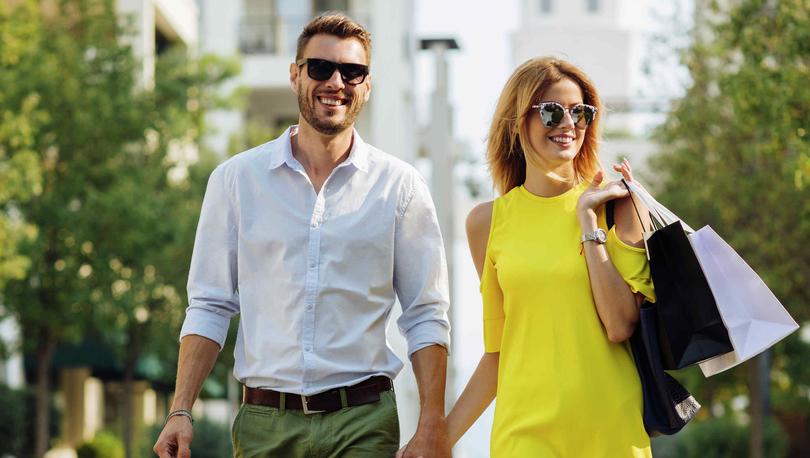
[[651, 416, 788, 458], [76, 431, 125, 458]]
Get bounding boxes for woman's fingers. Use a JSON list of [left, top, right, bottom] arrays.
[[590, 169, 605, 188]]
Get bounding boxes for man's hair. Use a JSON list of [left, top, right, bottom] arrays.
[[296, 13, 372, 64]]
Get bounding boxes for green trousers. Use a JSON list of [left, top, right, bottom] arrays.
[[231, 390, 400, 458]]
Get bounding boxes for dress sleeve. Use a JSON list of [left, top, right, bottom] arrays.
[[481, 254, 505, 353], [605, 227, 657, 303], [481, 199, 505, 353]]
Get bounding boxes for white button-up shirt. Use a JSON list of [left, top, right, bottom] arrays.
[[180, 126, 450, 395]]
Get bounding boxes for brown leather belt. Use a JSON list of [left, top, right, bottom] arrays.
[[243, 376, 393, 414]]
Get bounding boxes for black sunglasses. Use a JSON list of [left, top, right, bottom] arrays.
[[531, 101, 598, 128], [296, 58, 369, 85]]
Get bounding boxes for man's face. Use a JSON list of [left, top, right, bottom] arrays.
[[290, 34, 371, 136]]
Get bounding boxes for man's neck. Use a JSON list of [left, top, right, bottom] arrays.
[[291, 121, 355, 194]]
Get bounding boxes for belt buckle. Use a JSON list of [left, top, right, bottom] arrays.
[[301, 395, 324, 415]]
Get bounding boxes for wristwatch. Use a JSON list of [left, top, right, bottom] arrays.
[[581, 228, 607, 244]]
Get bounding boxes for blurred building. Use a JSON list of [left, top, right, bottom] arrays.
[[194, 0, 425, 443], [511, 0, 666, 171]]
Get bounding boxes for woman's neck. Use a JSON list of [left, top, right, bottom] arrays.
[[522, 162, 578, 198]]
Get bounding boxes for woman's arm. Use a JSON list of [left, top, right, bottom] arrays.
[[447, 352, 499, 445], [576, 160, 650, 342], [445, 202, 500, 445]]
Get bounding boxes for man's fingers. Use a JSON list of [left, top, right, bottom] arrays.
[[154, 441, 173, 458]]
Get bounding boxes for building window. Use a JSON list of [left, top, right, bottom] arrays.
[[540, 0, 553, 13], [586, 0, 600, 13]]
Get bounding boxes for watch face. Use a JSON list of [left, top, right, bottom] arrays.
[[596, 229, 607, 243]]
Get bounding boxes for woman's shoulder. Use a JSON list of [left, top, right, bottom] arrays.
[[466, 200, 495, 246], [466, 201, 494, 235]]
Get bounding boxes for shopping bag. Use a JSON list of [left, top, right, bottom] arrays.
[[690, 226, 799, 376], [630, 302, 701, 436], [606, 200, 700, 436], [619, 181, 734, 369], [645, 221, 735, 369]]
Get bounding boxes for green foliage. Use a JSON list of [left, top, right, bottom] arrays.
[[77, 431, 125, 458], [0, 386, 61, 456], [0, 0, 238, 452], [651, 416, 788, 458], [651, 0, 810, 419], [0, 0, 43, 289], [188, 418, 234, 458], [0, 384, 25, 456]]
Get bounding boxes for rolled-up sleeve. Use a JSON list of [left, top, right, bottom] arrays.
[[394, 173, 451, 358], [180, 165, 240, 349]]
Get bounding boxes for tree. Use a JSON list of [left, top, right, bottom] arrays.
[[652, 0, 810, 456], [0, 0, 42, 292], [0, 1, 238, 456]]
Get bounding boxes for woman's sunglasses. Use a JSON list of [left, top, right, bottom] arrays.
[[531, 102, 598, 128], [296, 58, 369, 85]]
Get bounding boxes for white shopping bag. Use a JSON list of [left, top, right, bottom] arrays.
[[689, 226, 799, 377]]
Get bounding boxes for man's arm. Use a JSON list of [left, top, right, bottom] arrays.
[[393, 172, 452, 458], [153, 335, 220, 458], [400, 345, 451, 458], [154, 165, 239, 457]]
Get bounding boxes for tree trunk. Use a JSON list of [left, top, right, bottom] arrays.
[[34, 334, 56, 458], [122, 324, 143, 458], [749, 350, 771, 458], [122, 356, 135, 458]]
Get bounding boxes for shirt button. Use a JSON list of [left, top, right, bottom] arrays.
[[305, 346, 312, 352]]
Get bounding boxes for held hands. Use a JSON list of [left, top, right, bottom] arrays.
[[395, 415, 452, 458], [153, 416, 193, 458], [576, 159, 635, 220]]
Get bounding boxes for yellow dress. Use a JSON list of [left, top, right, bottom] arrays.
[[482, 183, 655, 458]]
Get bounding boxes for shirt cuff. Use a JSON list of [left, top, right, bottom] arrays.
[[179, 306, 232, 350], [405, 319, 451, 359]]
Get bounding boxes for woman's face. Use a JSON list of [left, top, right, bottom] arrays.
[[526, 78, 588, 171]]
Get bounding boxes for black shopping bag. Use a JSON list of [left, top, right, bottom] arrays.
[[645, 220, 734, 369], [630, 302, 700, 436]]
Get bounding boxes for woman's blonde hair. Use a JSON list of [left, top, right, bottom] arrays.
[[487, 57, 603, 195]]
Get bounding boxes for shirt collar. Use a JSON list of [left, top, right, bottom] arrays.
[[267, 125, 369, 173]]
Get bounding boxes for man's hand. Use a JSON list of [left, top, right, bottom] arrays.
[[396, 415, 451, 458], [153, 416, 193, 458]]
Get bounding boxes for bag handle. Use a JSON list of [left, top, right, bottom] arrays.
[[605, 180, 652, 233]]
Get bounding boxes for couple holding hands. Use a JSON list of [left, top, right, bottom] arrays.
[[154, 12, 653, 458]]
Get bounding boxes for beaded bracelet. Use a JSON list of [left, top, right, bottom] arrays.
[[165, 409, 194, 426]]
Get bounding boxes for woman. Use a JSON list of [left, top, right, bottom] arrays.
[[447, 57, 655, 457]]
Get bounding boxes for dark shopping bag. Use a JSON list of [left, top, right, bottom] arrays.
[[645, 220, 734, 370], [630, 302, 700, 436], [606, 200, 700, 435]]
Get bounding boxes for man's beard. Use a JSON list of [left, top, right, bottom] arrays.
[[298, 90, 364, 135]]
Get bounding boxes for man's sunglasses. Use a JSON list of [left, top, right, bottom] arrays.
[[531, 102, 598, 128], [296, 58, 369, 85]]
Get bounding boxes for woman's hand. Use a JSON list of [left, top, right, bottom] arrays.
[[576, 159, 635, 219]]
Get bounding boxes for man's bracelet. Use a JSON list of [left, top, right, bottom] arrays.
[[165, 409, 194, 426]]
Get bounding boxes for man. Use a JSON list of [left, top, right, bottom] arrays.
[[153, 13, 451, 458]]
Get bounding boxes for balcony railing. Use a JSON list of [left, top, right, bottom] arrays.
[[239, 13, 371, 56]]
